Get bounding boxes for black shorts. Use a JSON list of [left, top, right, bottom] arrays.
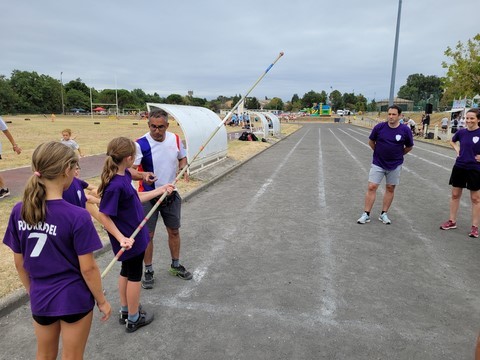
[[142, 191, 181, 232], [33, 310, 92, 326], [449, 165, 480, 191], [120, 251, 145, 282]]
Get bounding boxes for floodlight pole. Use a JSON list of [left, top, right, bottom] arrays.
[[389, 0, 402, 106]]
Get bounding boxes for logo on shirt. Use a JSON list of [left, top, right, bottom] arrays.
[[395, 135, 402, 141], [473, 136, 479, 144]]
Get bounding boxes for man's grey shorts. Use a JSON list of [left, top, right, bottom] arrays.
[[142, 191, 181, 233], [368, 164, 402, 185]]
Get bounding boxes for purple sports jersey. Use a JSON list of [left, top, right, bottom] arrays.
[[369, 122, 414, 170], [3, 200, 103, 316], [452, 128, 480, 170], [99, 169, 149, 261], [63, 177, 88, 208]]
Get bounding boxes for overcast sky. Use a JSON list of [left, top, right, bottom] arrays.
[[0, 0, 475, 102]]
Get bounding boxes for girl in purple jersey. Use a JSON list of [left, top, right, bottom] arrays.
[[97, 137, 173, 333], [3, 141, 111, 359], [440, 109, 480, 237]]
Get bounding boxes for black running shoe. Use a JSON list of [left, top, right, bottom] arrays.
[[119, 304, 142, 325], [169, 264, 193, 280], [141, 270, 154, 289], [0, 188, 10, 199], [126, 309, 154, 333]]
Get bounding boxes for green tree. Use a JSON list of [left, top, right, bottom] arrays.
[[441, 33, 480, 107], [342, 92, 356, 110], [246, 96, 260, 109], [354, 94, 368, 112], [66, 89, 90, 110], [301, 90, 322, 108], [397, 73, 443, 105], [65, 78, 90, 97], [0, 75, 20, 114], [165, 94, 184, 105], [264, 97, 284, 111], [231, 94, 241, 108], [329, 90, 343, 110]]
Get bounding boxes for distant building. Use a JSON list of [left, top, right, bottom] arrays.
[[376, 97, 414, 112]]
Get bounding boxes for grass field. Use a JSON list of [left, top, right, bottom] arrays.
[[0, 114, 301, 300]]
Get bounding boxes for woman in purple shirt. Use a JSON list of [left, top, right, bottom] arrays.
[[3, 141, 111, 359], [440, 108, 480, 237], [97, 137, 173, 333]]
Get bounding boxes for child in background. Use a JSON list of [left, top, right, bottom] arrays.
[[97, 137, 174, 333], [61, 128, 84, 157], [3, 141, 111, 359]]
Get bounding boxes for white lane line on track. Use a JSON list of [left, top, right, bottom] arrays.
[[174, 128, 311, 300], [331, 128, 473, 293], [248, 129, 311, 208], [318, 128, 337, 319]]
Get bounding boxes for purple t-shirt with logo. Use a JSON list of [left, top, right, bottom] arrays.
[[63, 177, 88, 208], [452, 128, 480, 170], [369, 122, 414, 170], [3, 200, 103, 316], [99, 169, 149, 261]]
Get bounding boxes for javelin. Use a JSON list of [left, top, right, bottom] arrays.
[[101, 51, 284, 278]]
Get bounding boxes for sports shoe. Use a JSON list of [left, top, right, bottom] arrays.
[[357, 212, 370, 224], [126, 309, 154, 333], [119, 304, 142, 325], [440, 220, 457, 230], [378, 213, 392, 224], [169, 264, 193, 280], [469, 226, 479, 238], [0, 188, 10, 199], [141, 270, 154, 289]]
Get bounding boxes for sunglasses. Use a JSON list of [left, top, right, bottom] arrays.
[[149, 124, 166, 130]]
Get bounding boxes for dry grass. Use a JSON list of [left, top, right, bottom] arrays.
[[0, 115, 300, 300]]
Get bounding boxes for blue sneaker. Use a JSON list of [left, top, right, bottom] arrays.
[[379, 213, 392, 224], [357, 212, 370, 224]]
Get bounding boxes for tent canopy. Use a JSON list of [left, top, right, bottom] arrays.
[[93, 107, 105, 111]]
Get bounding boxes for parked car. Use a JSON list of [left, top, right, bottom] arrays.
[[336, 110, 344, 116]]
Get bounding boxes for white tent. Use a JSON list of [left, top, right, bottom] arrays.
[[263, 112, 281, 136]]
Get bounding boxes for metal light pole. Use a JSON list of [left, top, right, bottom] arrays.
[[60, 72, 65, 115], [389, 0, 402, 106]]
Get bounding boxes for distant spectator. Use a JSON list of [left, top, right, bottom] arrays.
[[407, 117, 416, 134], [458, 116, 466, 129], [441, 117, 449, 133], [423, 113, 431, 137]]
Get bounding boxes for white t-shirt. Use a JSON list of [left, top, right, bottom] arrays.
[[134, 131, 187, 187], [0, 116, 8, 131], [0, 116, 8, 155]]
